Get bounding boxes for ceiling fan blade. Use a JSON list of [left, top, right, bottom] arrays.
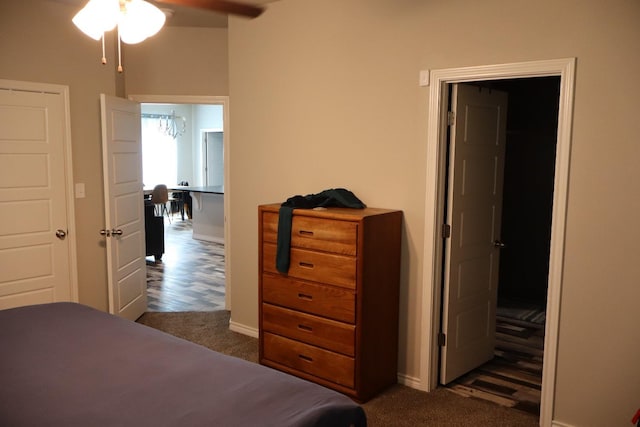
[[154, 0, 264, 18]]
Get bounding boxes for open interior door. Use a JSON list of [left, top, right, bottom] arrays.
[[440, 83, 508, 384], [100, 94, 147, 320]]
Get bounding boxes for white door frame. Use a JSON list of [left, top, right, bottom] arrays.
[[128, 94, 231, 310], [419, 58, 576, 426]]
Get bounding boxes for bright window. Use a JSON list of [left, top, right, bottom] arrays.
[[141, 118, 177, 187]]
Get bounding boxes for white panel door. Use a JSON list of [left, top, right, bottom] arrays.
[[440, 84, 508, 384], [0, 82, 74, 308], [100, 94, 147, 320]]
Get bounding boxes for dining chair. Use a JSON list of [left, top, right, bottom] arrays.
[[151, 184, 172, 223]]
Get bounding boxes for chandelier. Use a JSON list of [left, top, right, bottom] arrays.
[[141, 111, 186, 139], [72, 0, 166, 73], [158, 111, 186, 139]]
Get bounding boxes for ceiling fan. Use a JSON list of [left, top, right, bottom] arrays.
[[152, 0, 265, 19], [71, 0, 265, 71]]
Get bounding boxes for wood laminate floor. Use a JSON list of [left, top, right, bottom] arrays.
[[146, 218, 225, 312], [445, 303, 545, 415]]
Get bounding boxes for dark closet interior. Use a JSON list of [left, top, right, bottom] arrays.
[[488, 76, 561, 307]]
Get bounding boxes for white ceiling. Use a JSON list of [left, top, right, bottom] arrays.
[[52, 0, 276, 28]]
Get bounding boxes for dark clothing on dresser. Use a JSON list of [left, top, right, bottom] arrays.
[[276, 188, 366, 273]]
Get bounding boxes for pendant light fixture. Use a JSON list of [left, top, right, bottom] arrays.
[[73, 0, 166, 73]]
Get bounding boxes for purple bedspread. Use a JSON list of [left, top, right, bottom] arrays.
[[0, 302, 366, 427]]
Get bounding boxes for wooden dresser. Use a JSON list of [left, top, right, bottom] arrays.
[[258, 203, 402, 402]]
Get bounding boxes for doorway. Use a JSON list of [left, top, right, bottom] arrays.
[[202, 130, 224, 187], [129, 94, 231, 311], [440, 77, 560, 415], [419, 58, 576, 427]]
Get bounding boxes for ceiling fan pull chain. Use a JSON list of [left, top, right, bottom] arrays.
[[101, 33, 107, 65], [117, 26, 123, 73]]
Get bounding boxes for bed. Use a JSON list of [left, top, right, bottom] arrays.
[[0, 302, 367, 427]]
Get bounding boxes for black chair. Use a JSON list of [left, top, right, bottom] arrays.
[[174, 181, 192, 220], [144, 200, 164, 262]]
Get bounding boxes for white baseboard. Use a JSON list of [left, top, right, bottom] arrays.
[[229, 319, 259, 338], [397, 372, 424, 390]]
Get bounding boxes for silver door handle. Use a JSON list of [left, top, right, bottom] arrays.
[[55, 229, 67, 240], [493, 240, 506, 248], [100, 229, 123, 237]]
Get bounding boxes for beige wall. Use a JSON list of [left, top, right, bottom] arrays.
[[0, 0, 121, 311], [227, 0, 640, 426], [0, 0, 228, 312], [125, 26, 229, 96]]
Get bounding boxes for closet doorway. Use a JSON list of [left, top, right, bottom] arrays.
[[420, 58, 576, 427], [440, 77, 560, 415]]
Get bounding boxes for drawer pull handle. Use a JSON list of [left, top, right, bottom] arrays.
[[298, 324, 313, 332], [299, 354, 313, 362], [298, 293, 313, 301], [299, 230, 314, 236], [299, 262, 314, 269]]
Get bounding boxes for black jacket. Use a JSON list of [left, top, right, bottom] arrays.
[[276, 188, 366, 273]]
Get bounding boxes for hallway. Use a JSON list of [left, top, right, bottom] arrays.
[[146, 219, 225, 312]]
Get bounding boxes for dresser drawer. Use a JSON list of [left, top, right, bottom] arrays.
[[262, 274, 355, 323], [262, 303, 355, 356], [263, 243, 356, 289], [263, 332, 354, 388], [262, 211, 357, 256]]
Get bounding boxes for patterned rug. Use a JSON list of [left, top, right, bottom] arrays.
[[445, 313, 544, 415], [496, 300, 546, 325]]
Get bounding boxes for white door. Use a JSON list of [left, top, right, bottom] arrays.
[[100, 94, 147, 320], [0, 81, 75, 309], [440, 83, 508, 384], [203, 130, 224, 186]]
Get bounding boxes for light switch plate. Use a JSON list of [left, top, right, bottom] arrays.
[[419, 70, 430, 87], [75, 183, 86, 199]]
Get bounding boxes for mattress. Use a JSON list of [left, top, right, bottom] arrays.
[[0, 302, 366, 427]]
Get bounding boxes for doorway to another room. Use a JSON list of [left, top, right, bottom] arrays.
[[145, 219, 226, 311], [420, 58, 575, 427], [441, 77, 559, 416], [137, 99, 229, 313]]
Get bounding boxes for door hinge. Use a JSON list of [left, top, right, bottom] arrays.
[[442, 224, 451, 239], [447, 111, 455, 126], [438, 332, 446, 347]]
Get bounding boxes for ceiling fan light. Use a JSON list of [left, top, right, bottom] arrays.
[[118, 0, 166, 44], [72, 0, 119, 40]]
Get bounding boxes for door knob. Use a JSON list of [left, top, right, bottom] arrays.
[[55, 229, 67, 240], [100, 229, 111, 236], [493, 240, 506, 248]]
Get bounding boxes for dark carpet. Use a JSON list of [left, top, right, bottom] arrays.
[[137, 311, 539, 426]]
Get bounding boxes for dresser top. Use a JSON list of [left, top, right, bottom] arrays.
[[259, 203, 401, 220]]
